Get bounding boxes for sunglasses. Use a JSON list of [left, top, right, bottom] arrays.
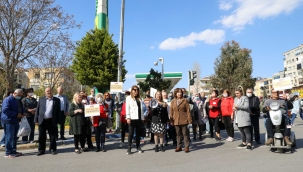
[[132, 89, 138, 92]]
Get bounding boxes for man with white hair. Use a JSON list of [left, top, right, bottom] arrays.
[[1, 89, 24, 158]]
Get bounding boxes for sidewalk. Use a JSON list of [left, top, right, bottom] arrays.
[[0, 125, 123, 151]]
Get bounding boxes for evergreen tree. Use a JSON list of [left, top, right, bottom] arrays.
[[211, 40, 256, 95], [71, 29, 127, 92], [138, 68, 171, 92]]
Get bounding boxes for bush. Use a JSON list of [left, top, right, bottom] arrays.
[[65, 116, 70, 126]]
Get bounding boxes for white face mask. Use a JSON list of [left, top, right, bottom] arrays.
[[246, 93, 252, 97], [28, 93, 33, 97], [97, 98, 103, 103], [82, 99, 87, 104], [223, 93, 228, 97]]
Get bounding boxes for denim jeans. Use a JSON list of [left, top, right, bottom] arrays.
[[22, 117, 35, 142], [3, 122, 19, 155], [0, 122, 5, 145], [206, 120, 210, 132], [291, 113, 297, 125]]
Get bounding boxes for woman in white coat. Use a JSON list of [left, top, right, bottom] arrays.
[[234, 87, 252, 150], [126, 85, 144, 155]]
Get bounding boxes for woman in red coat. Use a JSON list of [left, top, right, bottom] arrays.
[[220, 89, 234, 142], [208, 90, 221, 141], [92, 93, 108, 152]]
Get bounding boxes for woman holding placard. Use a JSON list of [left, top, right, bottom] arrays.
[[92, 93, 109, 152], [68, 93, 86, 154]]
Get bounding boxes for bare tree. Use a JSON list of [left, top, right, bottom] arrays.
[[0, 0, 80, 92], [192, 62, 201, 95], [33, 35, 75, 90]]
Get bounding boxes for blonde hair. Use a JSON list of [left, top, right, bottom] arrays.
[[72, 92, 82, 104], [95, 93, 104, 100]]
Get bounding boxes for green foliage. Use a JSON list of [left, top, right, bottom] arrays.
[[71, 29, 127, 91], [211, 40, 256, 95], [138, 68, 171, 92]]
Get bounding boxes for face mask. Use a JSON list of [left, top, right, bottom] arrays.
[[223, 93, 228, 97], [247, 93, 252, 97], [82, 99, 87, 104], [28, 93, 33, 97], [195, 97, 200, 101], [15, 96, 21, 100], [97, 98, 102, 102]]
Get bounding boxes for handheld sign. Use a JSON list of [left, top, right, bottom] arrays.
[[85, 104, 100, 117]]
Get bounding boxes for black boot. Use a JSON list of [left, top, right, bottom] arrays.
[[155, 145, 159, 152], [127, 146, 131, 155], [160, 144, 165, 152], [199, 135, 202, 140]]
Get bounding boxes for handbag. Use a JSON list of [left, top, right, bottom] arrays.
[[140, 127, 146, 137], [98, 118, 108, 127]]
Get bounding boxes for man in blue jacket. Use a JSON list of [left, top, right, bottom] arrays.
[[1, 89, 24, 158]]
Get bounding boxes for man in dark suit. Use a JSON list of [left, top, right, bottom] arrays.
[[34, 87, 61, 156]]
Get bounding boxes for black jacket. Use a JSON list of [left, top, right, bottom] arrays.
[[248, 95, 260, 117], [34, 96, 61, 126], [150, 104, 169, 124]]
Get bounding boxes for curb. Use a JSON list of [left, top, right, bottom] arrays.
[[0, 133, 126, 151]]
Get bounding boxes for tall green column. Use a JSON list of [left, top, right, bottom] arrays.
[[95, 0, 109, 30]]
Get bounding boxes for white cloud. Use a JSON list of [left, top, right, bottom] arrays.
[[219, 0, 233, 10], [125, 74, 135, 79], [150, 46, 155, 49], [216, 0, 303, 31], [159, 29, 225, 50]]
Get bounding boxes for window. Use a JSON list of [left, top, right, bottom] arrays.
[[292, 59, 295, 62], [293, 66, 295, 70], [297, 64, 302, 70], [34, 74, 40, 79], [288, 73, 292, 77], [299, 71, 303, 76], [293, 72, 296, 76], [288, 67, 292, 71], [45, 72, 54, 80], [299, 78, 303, 84]]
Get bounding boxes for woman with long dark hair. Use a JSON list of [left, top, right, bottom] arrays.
[[126, 85, 144, 155]]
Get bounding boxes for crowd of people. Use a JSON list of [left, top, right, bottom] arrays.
[[0, 85, 300, 158]]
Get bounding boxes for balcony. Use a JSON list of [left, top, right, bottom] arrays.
[[30, 78, 40, 84]]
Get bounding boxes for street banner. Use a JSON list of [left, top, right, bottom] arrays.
[[110, 82, 123, 93], [85, 104, 100, 117], [272, 77, 292, 90]]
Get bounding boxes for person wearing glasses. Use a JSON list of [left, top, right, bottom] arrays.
[[264, 89, 292, 146], [126, 86, 144, 155], [233, 87, 252, 150]]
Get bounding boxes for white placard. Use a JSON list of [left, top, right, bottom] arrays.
[[110, 82, 123, 93], [85, 104, 100, 117], [150, 87, 157, 98]]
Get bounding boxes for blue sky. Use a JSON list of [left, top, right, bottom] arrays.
[[58, 0, 303, 90]]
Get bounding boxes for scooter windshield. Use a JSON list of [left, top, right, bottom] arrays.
[[270, 102, 280, 110]]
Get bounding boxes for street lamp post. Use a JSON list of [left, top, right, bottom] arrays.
[[154, 57, 164, 80]]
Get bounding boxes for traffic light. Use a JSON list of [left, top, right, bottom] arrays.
[[189, 70, 197, 85]]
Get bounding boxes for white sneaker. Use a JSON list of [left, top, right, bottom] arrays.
[[119, 142, 125, 148], [226, 137, 231, 141]]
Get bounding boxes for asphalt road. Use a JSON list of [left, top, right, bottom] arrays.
[[1, 118, 303, 172]]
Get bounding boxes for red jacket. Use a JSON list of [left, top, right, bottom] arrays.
[[209, 98, 221, 118], [220, 97, 234, 116], [93, 103, 108, 127], [120, 102, 127, 123]]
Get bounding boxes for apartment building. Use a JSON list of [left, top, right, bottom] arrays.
[[200, 76, 212, 96], [254, 78, 273, 97], [283, 44, 303, 87], [28, 67, 80, 91]]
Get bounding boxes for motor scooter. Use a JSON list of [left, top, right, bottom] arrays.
[[265, 102, 296, 153]]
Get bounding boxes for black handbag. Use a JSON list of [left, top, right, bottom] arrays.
[[140, 127, 146, 137], [98, 118, 108, 127]]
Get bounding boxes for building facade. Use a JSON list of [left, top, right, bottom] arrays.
[[28, 68, 80, 91], [283, 44, 303, 87], [200, 76, 212, 96], [254, 78, 273, 98]]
